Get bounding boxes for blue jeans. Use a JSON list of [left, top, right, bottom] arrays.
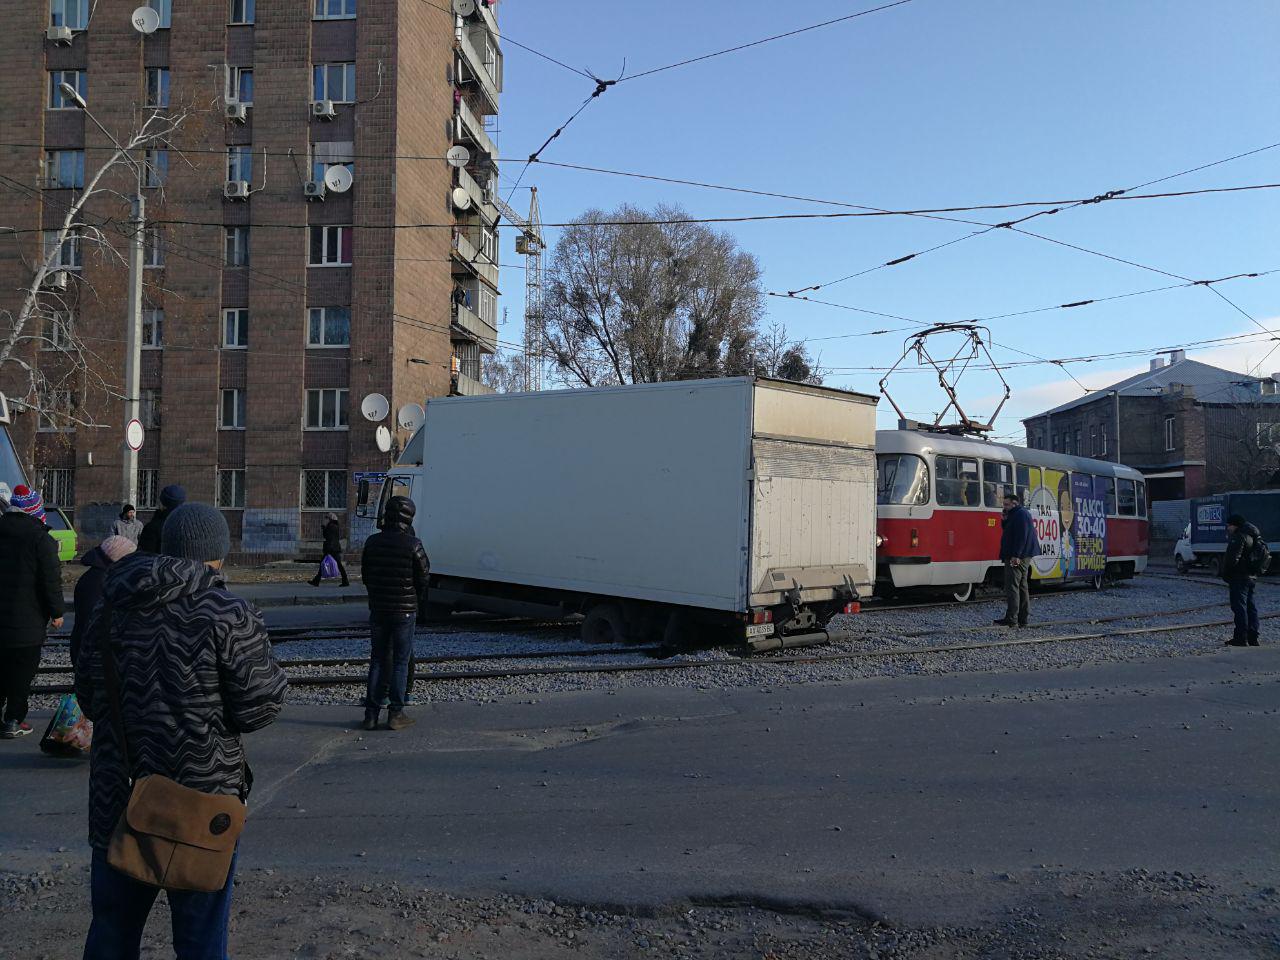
[[1228, 578, 1259, 641], [367, 613, 415, 713], [83, 847, 237, 960]]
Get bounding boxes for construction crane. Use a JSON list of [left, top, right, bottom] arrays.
[[492, 187, 546, 391]]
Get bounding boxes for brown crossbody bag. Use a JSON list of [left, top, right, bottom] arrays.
[[97, 602, 247, 893]]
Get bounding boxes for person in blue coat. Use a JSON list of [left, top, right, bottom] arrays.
[[995, 491, 1040, 627]]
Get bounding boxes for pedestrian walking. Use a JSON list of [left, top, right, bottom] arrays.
[[110, 504, 143, 543], [1221, 513, 1265, 647], [136, 484, 186, 554], [75, 502, 287, 959], [0, 486, 66, 738], [360, 495, 429, 731], [309, 512, 350, 587], [68, 536, 137, 667], [994, 491, 1040, 628]]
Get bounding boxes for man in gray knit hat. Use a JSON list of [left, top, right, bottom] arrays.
[[75, 502, 287, 956]]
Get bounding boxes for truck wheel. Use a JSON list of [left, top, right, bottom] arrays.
[[1174, 557, 1187, 575], [582, 604, 627, 645]]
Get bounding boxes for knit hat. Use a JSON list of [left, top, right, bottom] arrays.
[[99, 535, 138, 563], [1227, 514, 1247, 528], [161, 502, 231, 562], [121, 503, 136, 518], [159, 484, 187, 510], [9, 485, 46, 523]]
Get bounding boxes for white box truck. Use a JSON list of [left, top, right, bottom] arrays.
[[359, 377, 877, 648]]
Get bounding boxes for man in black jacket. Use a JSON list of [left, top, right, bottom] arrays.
[[136, 483, 186, 554], [994, 492, 1041, 628], [1221, 513, 1262, 647], [361, 496, 429, 730], [0, 486, 66, 738]]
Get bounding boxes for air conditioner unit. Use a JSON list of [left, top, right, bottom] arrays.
[[225, 102, 248, 123], [311, 99, 337, 120], [223, 180, 250, 200], [46, 25, 74, 45], [303, 180, 327, 201], [41, 270, 69, 291]]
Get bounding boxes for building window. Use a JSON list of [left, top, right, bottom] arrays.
[[146, 0, 171, 28], [1164, 416, 1175, 451], [309, 225, 352, 266], [43, 150, 85, 189], [37, 389, 74, 432], [140, 388, 161, 429], [314, 0, 356, 19], [137, 469, 159, 509], [217, 469, 246, 508], [302, 470, 347, 510], [305, 388, 349, 430], [49, 70, 86, 109], [226, 66, 253, 104], [312, 62, 356, 103], [142, 308, 163, 348], [143, 149, 168, 188], [224, 226, 249, 266], [42, 312, 74, 351], [229, 0, 255, 24], [478, 224, 497, 263], [308, 306, 351, 347], [226, 146, 253, 183], [143, 228, 164, 268], [44, 229, 82, 269], [477, 285, 497, 328], [38, 468, 75, 507], [1099, 423, 1107, 456], [1090, 426, 1098, 456], [220, 389, 246, 429], [222, 308, 249, 348], [454, 340, 480, 381], [310, 141, 354, 182], [50, 0, 89, 30], [145, 67, 170, 108]]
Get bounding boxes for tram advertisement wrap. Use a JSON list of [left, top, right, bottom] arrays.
[[1072, 475, 1107, 573], [1029, 469, 1065, 579], [1030, 470, 1107, 579]]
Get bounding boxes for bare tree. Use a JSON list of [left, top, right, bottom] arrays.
[[1205, 397, 1280, 491], [752, 321, 824, 385], [0, 106, 195, 433], [481, 352, 532, 394], [540, 205, 766, 387]]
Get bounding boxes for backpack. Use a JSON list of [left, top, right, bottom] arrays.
[[1247, 535, 1272, 576]]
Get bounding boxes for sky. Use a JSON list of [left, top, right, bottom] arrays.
[[490, 0, 1280, 440]]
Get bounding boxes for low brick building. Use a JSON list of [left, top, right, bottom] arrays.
[[0, 0, 503, 557], [1023, 351, 1280, 502]]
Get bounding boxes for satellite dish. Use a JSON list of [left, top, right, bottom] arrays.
[[375, 425, 393, 453], [324, 165, 353, 194], [360, 393, 389, 423], [451, 187, 473, 211], [452, 0, 477, 16], [446, 146, 471, 168], [131, 6, 160, 33], [397, 403, 425, 432]]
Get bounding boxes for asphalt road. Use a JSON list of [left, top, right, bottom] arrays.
[[3, 648, 1277, 929]]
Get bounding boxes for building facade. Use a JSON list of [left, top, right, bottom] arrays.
[[0, 0, 502, 556], [1023, 351, 1280, 502]]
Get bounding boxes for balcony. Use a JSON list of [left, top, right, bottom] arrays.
[[452, 370, 494, 396], [476, 1, 498, 38], [452, 300, 497, 353], [455, 166, 497, 223], [451, 227, 499, 288], [454, 98, 497, 159], [457, 28, 500, 115]]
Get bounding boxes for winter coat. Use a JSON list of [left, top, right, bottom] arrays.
[[361, 507, 429, 618], [136, 507, 174, 554], [74, 553, 288, 850], [0, 510, 66, 649], [68, 547, 113, 667], [999, 505, 1040, 562], [1221, 522, 1262, 582], [110, 517, 143, 543], [322, 519, 343, 558]]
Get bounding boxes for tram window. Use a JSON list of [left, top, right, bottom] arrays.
[[876, 454, 930, 505], [983, 460, 1013, 507], [936, 456, 981, 507], [1015, 464, 1040, 504], [1117, 478, 1137, 516], [1136, 481, 1147, 518], [1099, 477, 1117, 516]]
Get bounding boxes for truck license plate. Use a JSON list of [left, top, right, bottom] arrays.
[[745, 623, 775, 639]]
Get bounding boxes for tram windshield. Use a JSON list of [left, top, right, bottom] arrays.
[[877, 454, 930, 505]]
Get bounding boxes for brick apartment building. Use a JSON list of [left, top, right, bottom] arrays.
[[1022, 351, 1280, 502], [0, 0, 502, 555]]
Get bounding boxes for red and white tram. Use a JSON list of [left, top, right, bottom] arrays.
[[875, 430, 1150, 601]]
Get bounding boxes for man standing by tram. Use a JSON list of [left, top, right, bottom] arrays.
[[995, 491, 1040, 628]]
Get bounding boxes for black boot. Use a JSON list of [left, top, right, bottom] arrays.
[[1248, 631, 1260, 647], [1226, 631, 1249, 647], [362, 708, 379, 731]]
